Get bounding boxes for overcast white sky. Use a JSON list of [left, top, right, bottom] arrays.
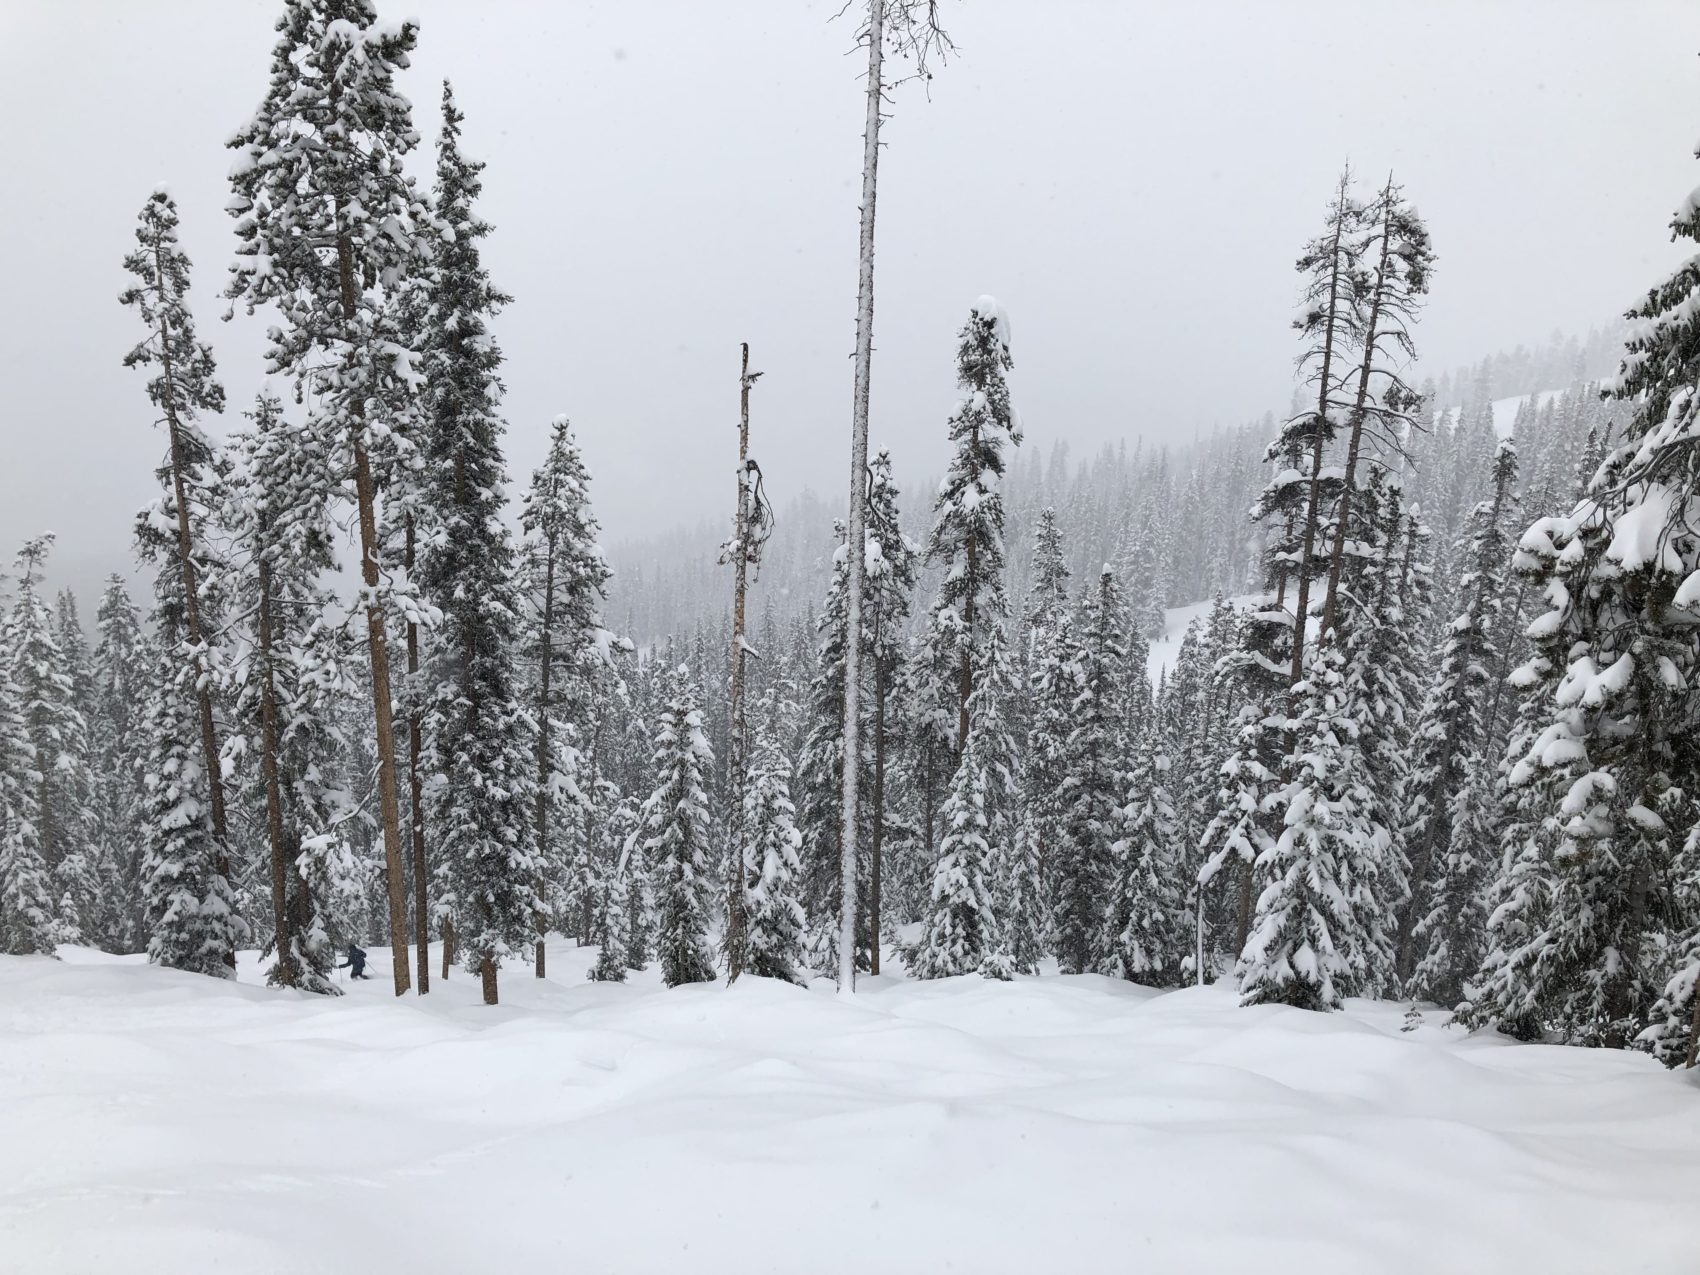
[[1, 0, 1696, 600]]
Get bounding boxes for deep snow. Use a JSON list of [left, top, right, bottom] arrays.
[[3, 942, 1698, 1274]]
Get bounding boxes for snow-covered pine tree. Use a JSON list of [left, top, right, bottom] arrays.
[[1473, 153, 1700, 1060], [740, 725, 807, 985], [1317, 176, 1433, 639], [7, 537, 96, 943], [0, 620, 53, 955], [1239, 637, 1388, 1011], [1397, 442, 1518, 996], [1021, 507, 1074, 930], [796, 520, 872, 972], [863, 449, 919, 974], [1283, 168, 1363, 683], [120, 188, 236, 969], [226, 1, 428, 994], [923, 299, 1022, 751], [587, 864, 631, 982], [223, 391, 354, 994], [1102, 728, 1185, 986], [415, 82, 538, 1007], [643, 669, 718, 987], [908, 701, 996, 980], [522, 412, 618, 969], [89, 577, 148, 950], [1053, 566, 1127, 973]]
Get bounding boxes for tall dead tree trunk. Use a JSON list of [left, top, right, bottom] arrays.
[[337, 230, 412, 997], [726, 343, 761, 983], [839, 0, 886, 995], [869, 661, 887, 975]]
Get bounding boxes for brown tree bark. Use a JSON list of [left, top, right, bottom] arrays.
[[337, 229, 412, 997], [869, 661, 886, 975]]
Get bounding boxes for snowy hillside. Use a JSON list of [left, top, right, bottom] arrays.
[[5, 949, 1698, 1275]]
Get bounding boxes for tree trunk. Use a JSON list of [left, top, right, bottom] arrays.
[[441, 916, 455, 979], [839, 0, 885, 994], [1319, 181, 1396, 641], [869, 657, 886, 975], [406, 515, 430, 994], [726, 343, 756, 983], [256, 550, 296, 988], [480, 951, 499, 1006], [338, 228, 412, 997], [1288, 173, 1352, 687], [152, 242, 234, 969]]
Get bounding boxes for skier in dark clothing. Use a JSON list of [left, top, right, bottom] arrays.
[[340, 944, 369, 980]]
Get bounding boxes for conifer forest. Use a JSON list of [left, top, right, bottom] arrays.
[[3, 3, 1699, 1272]]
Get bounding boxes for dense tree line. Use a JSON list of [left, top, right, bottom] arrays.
[[5, 0, 1699, 1072]]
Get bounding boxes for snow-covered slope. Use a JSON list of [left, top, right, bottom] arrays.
[[4, 946, 1697, 1274], [1147, 593, 1258, 685]]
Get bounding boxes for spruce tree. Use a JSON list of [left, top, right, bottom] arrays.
[[226, 0, 427, 994], [1473, 151, 1700, 1058], [909, 709, 995, 980], [0, 629, 53, 955], [643, 670, 718, 987], [740, 728, 807, 985], [1102, 730, 1185, 986], [90, 577, 148, 950], [8, 537, 96, 943], [120, 188, 236, 970], [224, 392, 353, 994], [1397, 443, 1518, 995], [1053, 567, 1127, 973], [417, 81, 539, 1007], [1239, 641, 1387, 1010]]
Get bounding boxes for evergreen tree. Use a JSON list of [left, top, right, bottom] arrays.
[[1398, 442, 1518, 997], [1053, 567, 1127, 973], [226, 0, 428, 993], [121, 188, 237, 971], [922, 299, 1021, 751], [0, 626, 53, 955], [7, 537, 96, 942], [740, 728, 807, 985], [1239, 641, 1387, 1010], [89, 577, 148, 950], [1102, 730, 1185, 986], [1021, 508, 1074, 934], [223, 392, 354, 994], [909, 711, 995, 980], [417, 82, 538, 1006], [1471, 159, 1700, 1057], [521, 415, 619, 975], [643, 670, 718, 987]]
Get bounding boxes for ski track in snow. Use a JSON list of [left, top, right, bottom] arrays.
[[3, 943, 1698, 1274]]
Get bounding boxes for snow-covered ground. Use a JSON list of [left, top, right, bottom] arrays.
[[4, 945, 1698, 1273]]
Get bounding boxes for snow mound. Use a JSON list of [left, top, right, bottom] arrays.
[[4, 946, 1698, 1273]]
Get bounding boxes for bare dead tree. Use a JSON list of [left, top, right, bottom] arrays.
[[836, 0, 955, 994], [723, 344, 770, 983]]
